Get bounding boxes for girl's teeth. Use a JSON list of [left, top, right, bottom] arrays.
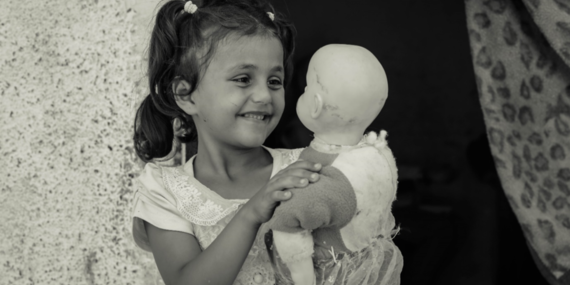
[[244, 114, 265, 120]]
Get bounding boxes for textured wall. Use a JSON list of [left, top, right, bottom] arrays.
[[1, 0, 162, 284]]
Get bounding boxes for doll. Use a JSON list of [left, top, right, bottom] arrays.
[[266, 44, 403, 285]]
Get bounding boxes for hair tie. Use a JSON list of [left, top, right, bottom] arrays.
[[184, 1, 198, 14], [266, 12, 274, 21]]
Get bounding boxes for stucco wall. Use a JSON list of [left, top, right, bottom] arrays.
[[1, 0, 162, 283]]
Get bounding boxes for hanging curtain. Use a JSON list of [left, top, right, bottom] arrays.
[[464, 0, 570, 283]]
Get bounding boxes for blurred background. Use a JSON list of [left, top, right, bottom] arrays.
[[263, 1, 550, 284], [0, 0, 555, 284]]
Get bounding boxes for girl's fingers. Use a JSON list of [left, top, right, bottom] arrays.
[[272, 161, 321, 182], [263, 160, 323, 202], [267, 175, 310, 193], [284, 160, 322, 172], [272, 190, 292, 201], [309, 172, 320, 182], [279, 168, 320, 182]]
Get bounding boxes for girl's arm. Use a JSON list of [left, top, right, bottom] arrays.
[[145, 208, 259, 285], [145, 160, 322, 285]]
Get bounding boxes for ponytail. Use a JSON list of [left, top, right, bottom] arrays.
[[133, 0, 198, 162], [133, 95, 175, 162], [133, 94, 196, 162]]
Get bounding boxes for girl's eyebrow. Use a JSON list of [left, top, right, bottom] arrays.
[[229, 64, 283, 73], [232, 64, 257, 71]]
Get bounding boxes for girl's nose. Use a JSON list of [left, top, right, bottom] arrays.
[[250, 85, 272, 104]]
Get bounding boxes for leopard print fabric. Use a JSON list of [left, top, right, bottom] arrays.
[[465, 0, 570, 281]]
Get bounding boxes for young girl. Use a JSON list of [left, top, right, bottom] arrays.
[[131, 1, 321, 284]]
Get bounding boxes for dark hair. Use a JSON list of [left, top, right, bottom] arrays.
[[133, 0, 296, 162]]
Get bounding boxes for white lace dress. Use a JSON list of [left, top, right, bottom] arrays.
[[132, 147, 303, 285]]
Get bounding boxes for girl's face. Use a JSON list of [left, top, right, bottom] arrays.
[[189, 35, 285, 150]]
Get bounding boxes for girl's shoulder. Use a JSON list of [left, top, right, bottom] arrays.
[[137, 162, 245, 227], [265, 147, 305, 169]]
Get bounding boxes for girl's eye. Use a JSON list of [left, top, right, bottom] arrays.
[[233, 77, 251, 85], [268, 78, 283, 89]]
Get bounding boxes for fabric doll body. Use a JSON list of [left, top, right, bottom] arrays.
[[268, 132, 403, 285]]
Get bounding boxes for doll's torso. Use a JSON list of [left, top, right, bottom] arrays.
[[297, 138, 403, 285], [299, 141, 399, 257]]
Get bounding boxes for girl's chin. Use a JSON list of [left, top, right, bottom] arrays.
[[235, 125, 276, 140], [233, 131, 273, 147], [235, 137, 269, 148]]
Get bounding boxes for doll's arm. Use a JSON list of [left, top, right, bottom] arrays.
[[269, 165, 357, 233], [268, 166, 356, 285]]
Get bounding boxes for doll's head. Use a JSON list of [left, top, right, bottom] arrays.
[[296, 44, 388, 145]]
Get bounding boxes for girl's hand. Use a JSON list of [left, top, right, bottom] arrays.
[[242, 160, 322, 225]]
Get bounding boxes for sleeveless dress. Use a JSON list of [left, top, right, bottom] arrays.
[[132, 147, 303, 285]]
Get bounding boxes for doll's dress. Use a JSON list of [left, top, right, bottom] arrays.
[[267, 133, 403, 285], [311, 138, 404, 285], [132, 147, 303, 285], [311, 220, 403, 285]]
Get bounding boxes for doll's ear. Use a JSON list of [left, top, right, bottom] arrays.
[[172, 78, 197, 115], [311, 93, 324, 119]]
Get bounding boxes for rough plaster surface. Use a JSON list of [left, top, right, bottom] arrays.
[[1, 0, 162, 283]]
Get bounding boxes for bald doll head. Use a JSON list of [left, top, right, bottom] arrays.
[[296, 44, 388, 145]]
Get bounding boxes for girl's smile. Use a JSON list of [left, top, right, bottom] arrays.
[[188, 34, 285, 149], [238, 111, 272, 123]]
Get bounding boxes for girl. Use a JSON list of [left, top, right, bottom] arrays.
[[131, 0, 321, 284]]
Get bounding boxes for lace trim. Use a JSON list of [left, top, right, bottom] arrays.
[[161, 166, 241, 226], [282, 148, 304, 170]]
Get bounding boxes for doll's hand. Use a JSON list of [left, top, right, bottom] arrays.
[[365, 130, 388, 149], [242, 160, 321, 226]]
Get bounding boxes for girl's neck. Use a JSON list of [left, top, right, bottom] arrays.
[[193, 142, 271, 182]]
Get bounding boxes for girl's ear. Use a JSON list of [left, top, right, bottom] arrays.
[[172, 78, 198, 115], [311, 93, 324, 119]]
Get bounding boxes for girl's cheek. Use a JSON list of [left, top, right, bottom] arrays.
[[228, 98, 241, 107], [274, 90, 285, 103]]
